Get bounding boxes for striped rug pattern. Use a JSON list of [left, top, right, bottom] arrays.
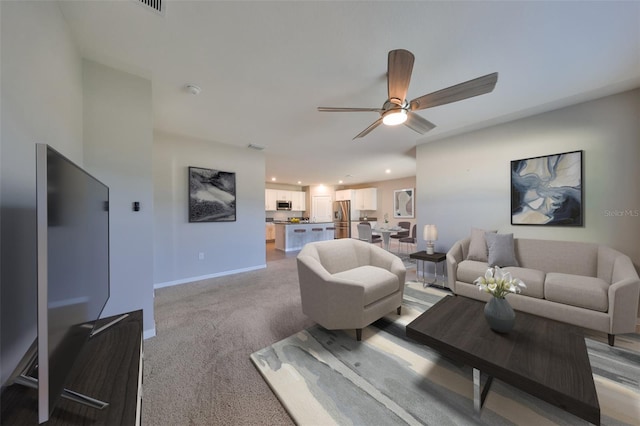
[[250, 282, 640, 425]]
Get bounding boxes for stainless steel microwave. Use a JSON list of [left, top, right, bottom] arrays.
[[276, 200, 292, 210]]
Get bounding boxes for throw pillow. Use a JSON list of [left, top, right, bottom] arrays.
[[485, 232, 519, 267], [467, 228, 496, 262]]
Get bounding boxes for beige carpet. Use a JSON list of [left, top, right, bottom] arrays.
[[142, 251, 417, 425], [142, 256, 312, 425]]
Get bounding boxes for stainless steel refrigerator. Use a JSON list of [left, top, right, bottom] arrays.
[[333, 200, 351, 239]]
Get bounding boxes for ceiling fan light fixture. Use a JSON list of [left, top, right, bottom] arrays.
[[382, 109, 407, 126]]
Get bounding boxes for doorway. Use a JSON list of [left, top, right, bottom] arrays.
[[312, 195, 332, 223]]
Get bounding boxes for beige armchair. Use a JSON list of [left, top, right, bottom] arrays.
[[297, 238, 406, 340]]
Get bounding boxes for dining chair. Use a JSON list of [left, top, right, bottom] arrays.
[[399, 224, 417, 255], [390, 221, 410, 252], [359, 222, 382, 243], [357, 224, 382, 245]]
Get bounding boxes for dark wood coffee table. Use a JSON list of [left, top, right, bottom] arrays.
[[406, 295, 600, 425]]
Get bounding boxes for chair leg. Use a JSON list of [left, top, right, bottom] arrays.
[[397, 306, 401, 315], [608, 334, 615, 346], [356, 328, 362, 341]]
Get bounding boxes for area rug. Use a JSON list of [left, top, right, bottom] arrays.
[[250, 283, 640, 425]]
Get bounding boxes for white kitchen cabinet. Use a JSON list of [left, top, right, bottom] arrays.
[[335, 189, 356, 201], [277, 190, 291, 201], [265, 223, 276, 241], [354, 188, 377, 210], [292, 191, 306, 211], [265, 189, 306, 211], [265, 189, 278, 211]]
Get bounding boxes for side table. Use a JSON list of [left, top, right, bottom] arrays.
[[409, 251, 450, 291]]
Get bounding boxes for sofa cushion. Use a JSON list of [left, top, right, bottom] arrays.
[[502, 267, 545, 299], [485, 233, 519, 267], [456, 260, 490, 284], [333, 265, 399, 306], [545, 273, 609, 312], [514, 239, 598, 277], [467, 228, 495, 262], [458, 261, 545, 299]]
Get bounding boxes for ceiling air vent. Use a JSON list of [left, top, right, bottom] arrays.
[[248, 144, 265, 151], [134, 0, 165, 16]]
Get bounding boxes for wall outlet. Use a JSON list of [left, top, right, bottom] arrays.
[[198, 252, 205, 260]]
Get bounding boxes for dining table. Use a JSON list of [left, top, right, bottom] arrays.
[[371, 226, 403, 251]]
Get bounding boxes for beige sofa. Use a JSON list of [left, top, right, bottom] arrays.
[[297, 238, 406, 340], [447, 237, 640, 346]]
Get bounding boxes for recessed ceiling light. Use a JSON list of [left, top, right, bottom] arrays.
[[271, 177, 276, 181], [338, 180, 343, 184], [297, 181, 302, 184], [385, 169, 391, 174]]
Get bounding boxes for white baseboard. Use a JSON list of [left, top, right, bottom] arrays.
[[153, 264, 267, 290], [143, 326, 156, 340]]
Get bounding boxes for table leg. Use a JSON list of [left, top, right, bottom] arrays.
[[473, 368, 493, 413], [382, 233, 390, 250], [423, 262, 452, 291], [422, 260, 436, 286]]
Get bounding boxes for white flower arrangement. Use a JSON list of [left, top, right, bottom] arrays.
[[474, 266, 526, 299]]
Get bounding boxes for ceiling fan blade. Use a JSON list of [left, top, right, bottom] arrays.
[[387, 49, 414, 105], [353, 117, 383, 139], [318, 107, 383, 112], [410, 72, 498, 111], [404, 112, 436, 134]]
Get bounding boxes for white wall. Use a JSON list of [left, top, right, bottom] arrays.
[[153, 131, 266, 287], [416, 89, 640, 312], [83, 60, 155, 337], [0, 0, 84, 384]]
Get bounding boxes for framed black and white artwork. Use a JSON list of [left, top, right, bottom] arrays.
[[188, 166, 236, 222], [511, 150, 583, 226], [393, 188, 414, 218]]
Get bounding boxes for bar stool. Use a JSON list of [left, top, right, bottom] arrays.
[[293, 228, 306, 249]]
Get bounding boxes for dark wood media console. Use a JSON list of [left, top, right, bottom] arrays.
[[1, 310, 143, 425]]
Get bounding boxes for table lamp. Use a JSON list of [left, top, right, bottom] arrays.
[[423, 224, 438, 254]]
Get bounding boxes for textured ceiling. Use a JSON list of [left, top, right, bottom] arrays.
[[58, 0, 640, 185]]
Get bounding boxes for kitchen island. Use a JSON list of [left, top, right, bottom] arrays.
[[274, 222, 335, 252]]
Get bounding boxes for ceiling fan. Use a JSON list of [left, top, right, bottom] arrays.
[[318, 49, 498, 139]]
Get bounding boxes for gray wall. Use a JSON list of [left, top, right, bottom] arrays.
[[0, 2, 156, 385], [153, 131, 266, 287], [83, 60, 155, 337], [0, 0, 84, 386], [416, 89, 640, 314]]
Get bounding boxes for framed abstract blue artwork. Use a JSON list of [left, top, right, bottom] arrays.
[[511, 150, 583, 226]]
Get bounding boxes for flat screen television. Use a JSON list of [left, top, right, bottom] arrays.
[[31, 143, 110, 422]]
